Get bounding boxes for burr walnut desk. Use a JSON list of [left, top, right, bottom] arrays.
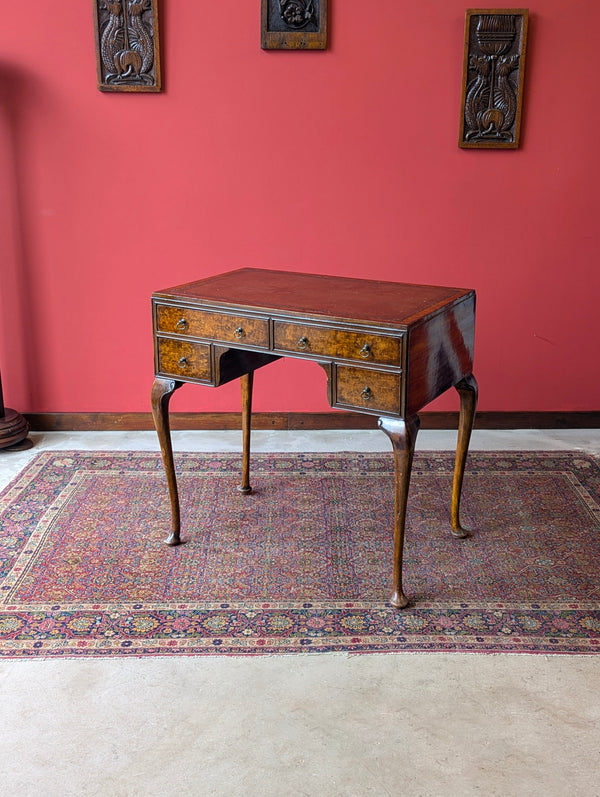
[[151, 268, 478, 608]]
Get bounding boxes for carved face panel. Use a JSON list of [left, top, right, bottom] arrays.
[[279, 0, 316, 30]]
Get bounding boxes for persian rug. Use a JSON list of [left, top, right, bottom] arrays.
[[1, 450, 599, 658]]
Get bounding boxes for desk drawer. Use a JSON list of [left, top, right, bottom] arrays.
[[156, 338, 212, 382], [335, 366, 402, 414], [273, 321, 401, 366], [156, 304, 269, 348]]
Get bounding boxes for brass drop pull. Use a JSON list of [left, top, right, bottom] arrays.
[[176, 318, 188, 331], [233, 327, 245, 339], [297, 336, 309, 350], [178, 357, 188, 369], [359, 344, 371, 359], [361, 387, 373, 401]]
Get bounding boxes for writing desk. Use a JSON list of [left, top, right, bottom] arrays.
[[151, 268, 478, 608]]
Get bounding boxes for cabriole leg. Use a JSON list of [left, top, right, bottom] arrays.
[[151, 377, 183, 546], [451, 374, 478, 538], [238, 371, 253, 494], [378, 414, 421, 609]]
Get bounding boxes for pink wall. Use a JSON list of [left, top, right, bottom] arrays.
[[1, 2, 599, 416]]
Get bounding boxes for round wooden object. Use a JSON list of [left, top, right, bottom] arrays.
[[0, 408, 32, 451]]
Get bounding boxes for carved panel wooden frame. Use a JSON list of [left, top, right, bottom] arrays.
[[459, 9, 529, 149], [93, 0, 162, 92], [261, 0, 328, 50]]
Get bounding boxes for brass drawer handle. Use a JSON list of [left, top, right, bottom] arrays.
[[361, 387, 373, 401], [359, 344, 371, 359], [178, 357, 188, 369], [176, 318, 188, 331], [297, 336, 309, 350], [233, 327, 245, 339]]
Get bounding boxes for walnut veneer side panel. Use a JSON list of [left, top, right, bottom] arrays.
[[406, 295, 476, 416]]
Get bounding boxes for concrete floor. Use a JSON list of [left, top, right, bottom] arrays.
[[1, 429, 599, 797]]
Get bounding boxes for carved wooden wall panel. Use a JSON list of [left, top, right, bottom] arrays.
[[261, 0, 328, 50], [459, 9, 528, 148], [93, 0, 162, 92]]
